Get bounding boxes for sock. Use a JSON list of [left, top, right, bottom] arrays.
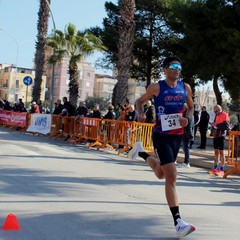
[[220, 166, 224, 171], [214, 164, 218, 170], [138, 151, 150, 161], [170, 206, 181, 226]]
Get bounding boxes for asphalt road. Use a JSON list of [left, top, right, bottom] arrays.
[[0, 128, 239, 240]]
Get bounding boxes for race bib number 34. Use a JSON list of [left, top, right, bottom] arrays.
[[160, 113, 182, 131]]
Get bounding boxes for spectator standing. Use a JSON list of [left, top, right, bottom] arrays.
[[104, 105, 115, 119], [38, 100, 43, 113], [76, 102, 87, 118], [53, 99, 63, 115], [16, 99, 21, 111], [208, 105, 230, 177], [118, 106, 126, 120], [29, 102, 40, 114], [126, 104, 138, 122], [179, 107, 194, 168], [92, 104, 101, 118], [114, 103, 120, 120], [18, 103, 27, 112], [12, 103, 18, 112], [124, 99, 130, 117], [125, 104, 138, 146], [197, 106, 210, 149], [190, 105, 200, 148], [61, 97, 76, 141], [86, 107, 93, 118], [61, 97, 76, 117], [0, 98, 5, 110], [128, 56, 195, 238], [3, 99, 12, 111], [144, 100, 156, 123]]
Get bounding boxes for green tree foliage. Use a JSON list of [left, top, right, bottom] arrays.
[[47, 23, 105, 107], [91, 0, 239, 105], [89, 0, 172, 88], [228, 99, 240, 112], [164, 0, 240, 103]]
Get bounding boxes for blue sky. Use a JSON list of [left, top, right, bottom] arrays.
[[0, 0, 117, 74]]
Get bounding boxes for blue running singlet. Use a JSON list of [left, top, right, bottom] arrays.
[[153, 80, 186, 135]]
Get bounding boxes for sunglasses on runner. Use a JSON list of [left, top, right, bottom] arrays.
[[167, 63, 182, 71]]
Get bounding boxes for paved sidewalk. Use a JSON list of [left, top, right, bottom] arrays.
[[177, 137, 233, 172]]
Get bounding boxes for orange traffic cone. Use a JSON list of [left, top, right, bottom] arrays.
[[2, 213, 21, 230]]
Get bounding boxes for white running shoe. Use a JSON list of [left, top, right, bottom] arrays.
[[175, 218, 196, 239], [127, 142, 144, 160], [178, 163, 191, 168]]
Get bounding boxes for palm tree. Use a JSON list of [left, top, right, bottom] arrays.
[[47, 23, 105, 107], [32, 0, 51, 103], [112, 0, 135, 106]]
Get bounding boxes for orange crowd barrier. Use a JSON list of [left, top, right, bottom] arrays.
[[48, 115, 64, 139], [51, 116, 154, 155], [66, 117, 84, 144], [225, 130, 240, 178], [19, 113, 31, 133]]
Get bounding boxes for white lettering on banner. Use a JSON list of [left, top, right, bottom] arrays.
[[0, 113, 10, 120], [160, 113, 182, 131], [11, 115, 26, 123], [27, 114, 52, 134]]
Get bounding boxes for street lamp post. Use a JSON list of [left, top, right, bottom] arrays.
[[0, 27, 19, 101], [43, 0, 56, 114]]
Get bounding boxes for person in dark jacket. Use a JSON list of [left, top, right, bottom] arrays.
[[179, 107, 194, 168], [61, 97, 76, 117], [190, 105, 200, 148], [104, 105, 115, 120], [86, 107, 93, 118], [76, 102, 87, 118], [197, 106, 210, 149], [144, 100, 156, 123], [38, 100, 43, 113], [53, 99, 63, 115], [92, 104, 102, 118], [61, 97, 76, 141], [126, 104, 138, 122]]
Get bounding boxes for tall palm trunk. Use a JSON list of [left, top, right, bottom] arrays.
[[68, 62, 79, 108], [32, 0, 50, 103], [112, 0, 135, 106]]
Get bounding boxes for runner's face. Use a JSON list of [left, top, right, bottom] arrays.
[[164, 61, 181, 80]]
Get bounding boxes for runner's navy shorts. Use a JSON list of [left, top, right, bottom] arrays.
[[152, 132, 183, 166]]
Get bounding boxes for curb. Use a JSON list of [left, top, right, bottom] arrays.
[[177, 149, 232, 172]]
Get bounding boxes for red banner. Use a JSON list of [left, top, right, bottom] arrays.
[[0, 110, 27, 128]]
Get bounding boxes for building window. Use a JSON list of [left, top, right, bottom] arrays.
[[79, 71, 83, 80], [16, 79, 20, 88], [87, 72, 90, 77], [108, 84, 112, 91], [4, 79, 8, 88]]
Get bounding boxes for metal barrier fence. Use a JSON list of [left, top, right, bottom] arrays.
[[47, 116, 154, 155], [226, 130, 240, 178]]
